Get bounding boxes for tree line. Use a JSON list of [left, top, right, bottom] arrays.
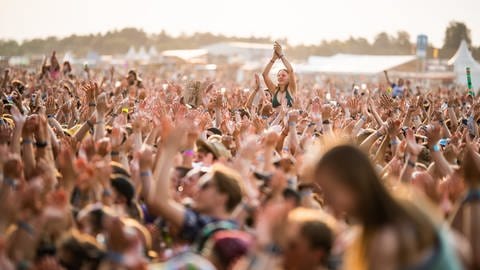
[[0, 21, 478, 61]]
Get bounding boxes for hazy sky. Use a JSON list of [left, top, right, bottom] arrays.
[[1, 0, 479, 47]]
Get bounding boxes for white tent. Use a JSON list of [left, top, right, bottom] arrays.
[[137, 46, 149, 62], [161, 49, 208, 63], [148, 46, 158, 57], [126, 46, 137, 61], [296, 54, 416, 75], [448, 40, 480, 90]]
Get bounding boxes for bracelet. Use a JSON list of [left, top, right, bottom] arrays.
[[22, 139, 33, 145], [283, 146, 289, 152], [110, 151, 119, 156], [35, 141, 48, 148], [140, 171, 152, 177], [299, 188, 313, 198], [322, 120, 330, 125], [183, 149, 195, 157], [102, 188, 112, 197], [17, 221, 35, 236], [375, 131, 384, 138], [47, 114, 54, 118], [390, 139, 399, 146], [288, 122, 296, 127], [3, 177, 17, 188], [278, 54, 284, 58], [270, 59, 275, 64], [106, 251, 124, 264], [122, 108, 129, 114], [432, 144, 440, 152], [89, 102, 96, 107], [264, 243, 282, 255]]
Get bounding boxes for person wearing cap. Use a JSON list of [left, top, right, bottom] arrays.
[[144, 129, 244, 254], [195, 135, 232, 166]]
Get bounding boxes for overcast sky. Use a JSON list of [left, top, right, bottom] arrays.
[[1, 0, 479, 47]]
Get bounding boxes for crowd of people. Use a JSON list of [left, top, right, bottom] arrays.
[[0, 41, 479, 270]]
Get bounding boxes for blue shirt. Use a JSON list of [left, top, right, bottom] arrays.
[[179, 208, 238, 252], [392, 83, 404, 98]]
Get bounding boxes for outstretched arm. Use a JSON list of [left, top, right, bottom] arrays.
[[275, 42, 297, 95], [147, 120, 188, 228], [262, 47, 278, 94]]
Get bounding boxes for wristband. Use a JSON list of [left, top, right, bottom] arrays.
[[110, 151, 119, 156], [322, 120, 330, 125], [47, 114, 54, 118], [432, 144, 440, 152], [140, 171, 152, 177], [3, 177, 17, 188], [106, 251, 124, 264], [35, 141, 48, 148], [375, 131, 384, 138], [288, 122, 296, 127], [17, 221, 35, 236], [264, 243, 282, 255], [122, 107, 129, 114], [390, 139, 399, 146], [299, 188, 313, 198], [22, 139, 33, 145], [88, 102, 96, 107], [183, 149, 195, 157], [102, 188, 112, 197]]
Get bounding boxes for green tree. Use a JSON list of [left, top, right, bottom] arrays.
[[441, 21, 471, 58]]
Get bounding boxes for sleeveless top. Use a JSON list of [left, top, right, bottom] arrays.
[[272, 85, 294, 108], [405, 226, 462, 270]]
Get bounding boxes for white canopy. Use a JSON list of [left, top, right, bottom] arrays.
[[161, 49, 208, 62], [148, 46, 158, 57], [296, 54, 416, 75], [448, 40, 480, 90], [126, 46, 137, 61]]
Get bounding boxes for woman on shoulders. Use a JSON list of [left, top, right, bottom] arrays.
[[262, 42, 296, 109]]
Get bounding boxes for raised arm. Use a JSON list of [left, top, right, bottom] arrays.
[[383, 70, 392, 86], [245, 74, 261, 109], [262, 47, 278, 93], [147, 119, 188, 228], [275, 42, 297, 95]]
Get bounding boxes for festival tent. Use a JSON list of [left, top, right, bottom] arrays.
[[126, 46, 137, 61], [148, 46, 158, 57], [295, 54, 417, 75], [448, 40, 480, 90], [161, 49, 208, 63], [137, 46, 150, 62], [203, 42, 272, 62]]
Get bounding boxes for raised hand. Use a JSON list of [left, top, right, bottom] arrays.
[[45, 96, 56, 116], [10, 105, 26, 127], [96, 93, 108, 116], [406, 128, 423, 157], [425, 123, 442, 148]]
